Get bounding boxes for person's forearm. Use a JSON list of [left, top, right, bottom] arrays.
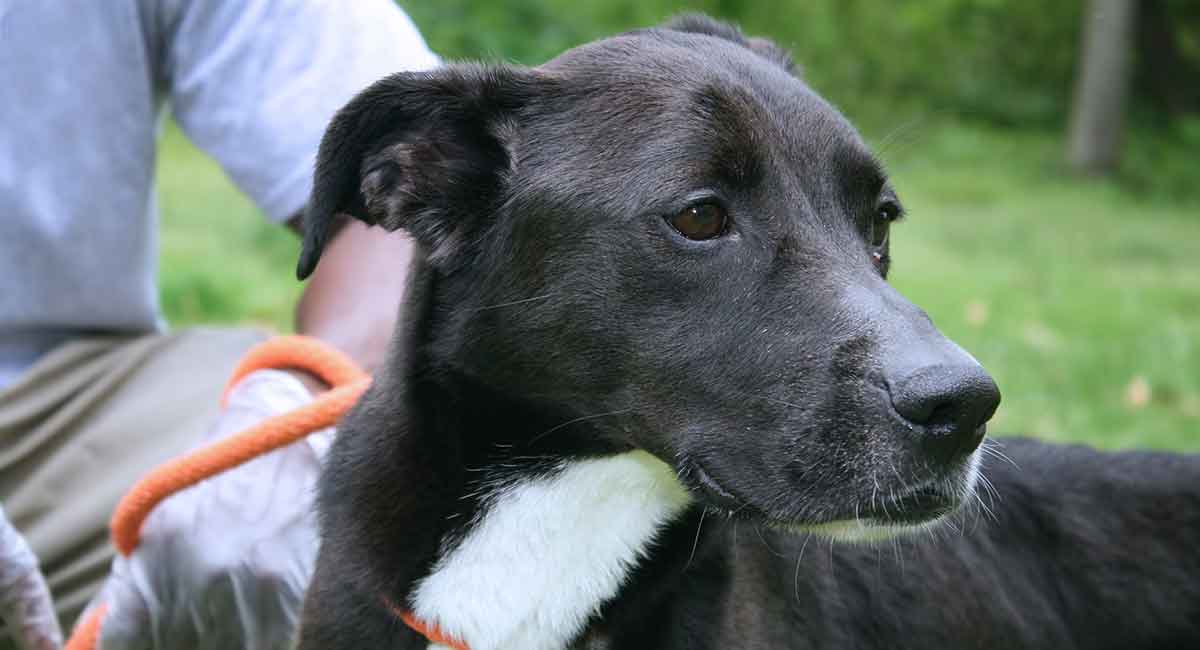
[[293, 219, 415, 375]]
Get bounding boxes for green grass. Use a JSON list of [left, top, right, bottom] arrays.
[[157, 125, 302, 333], [156, 117, 1199, 451], [876, 123, 1199, 451]]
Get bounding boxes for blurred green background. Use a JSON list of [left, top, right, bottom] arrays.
[[158, 1, 1200, 450]]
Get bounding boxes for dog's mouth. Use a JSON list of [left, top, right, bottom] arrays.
[[682, 458, 748, 513], [867, 483, 959, 523], [680, 454, 978, 539]]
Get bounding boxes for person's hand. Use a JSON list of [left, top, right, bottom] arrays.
[[1, 505, 62, 650], [90, 369, 332, 650]]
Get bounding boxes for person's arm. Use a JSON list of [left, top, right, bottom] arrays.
[[293, 220, 415, 374], [87, 3, 436, 649], [162, 0, 438, 223], [160, 0, 437, 373]]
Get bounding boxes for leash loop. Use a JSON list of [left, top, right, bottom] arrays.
[[65, 336, 370, 650]]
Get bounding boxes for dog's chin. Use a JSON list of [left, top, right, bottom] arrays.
[[684, 452, 982, 543]]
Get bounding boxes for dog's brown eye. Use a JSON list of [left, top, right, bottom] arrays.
[[669, 202, 728, 240], [871, 201, 900, 249]]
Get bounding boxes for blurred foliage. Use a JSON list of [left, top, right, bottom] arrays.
[[157, 118, 1200, 450], [156, 2, 1200, 449], [405, 0, 1200, 129]]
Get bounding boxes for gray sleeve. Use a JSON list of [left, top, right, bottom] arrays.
[[157, 0, 440, 222]]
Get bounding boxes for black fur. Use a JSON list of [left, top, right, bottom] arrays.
[[295, 16, 1200, 650]]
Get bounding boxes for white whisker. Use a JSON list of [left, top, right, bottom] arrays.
[[473, 293, 555, 311], [528, 407, 636, 444]]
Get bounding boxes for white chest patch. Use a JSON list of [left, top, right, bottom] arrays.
[[411, 450, 693, 650]]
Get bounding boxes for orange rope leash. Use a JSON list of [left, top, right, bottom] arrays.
[[392, 602, 470, 650], [63, 335, 465, 650], [64, 604, 105, 650]]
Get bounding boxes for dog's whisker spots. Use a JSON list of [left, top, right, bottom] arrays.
[[887, 461, 903, 486]]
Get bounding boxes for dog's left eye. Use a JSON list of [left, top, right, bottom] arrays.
[[870, 213, 891, 249], [870, 201, 901, 249], [668, 202, 729, 241], [870, 201, 901, 271]]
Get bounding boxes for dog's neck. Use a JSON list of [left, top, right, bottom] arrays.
[[376, 264, 695, 650], [408, 450, 692, 650]]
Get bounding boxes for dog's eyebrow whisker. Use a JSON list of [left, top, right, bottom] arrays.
[[528, 406, 638, 444], [472, 293, 556, 312], [873, 115, 927, 160]]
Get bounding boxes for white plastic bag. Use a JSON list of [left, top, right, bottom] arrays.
[[90, 369, 331, 650], [0, 503, 62, 650]]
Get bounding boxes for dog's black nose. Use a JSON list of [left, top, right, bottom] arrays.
[[890, 363, 1001, 464]]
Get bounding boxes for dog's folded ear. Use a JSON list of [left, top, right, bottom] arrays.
[[297, 65, 538, 279]]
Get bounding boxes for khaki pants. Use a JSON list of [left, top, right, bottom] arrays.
[[0, 328, 265, 645]]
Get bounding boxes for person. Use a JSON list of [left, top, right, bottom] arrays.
[[0, 1, 437, 648]]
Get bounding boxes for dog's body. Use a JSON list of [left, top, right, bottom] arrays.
[[293, 16, 1200, 650], [304, 433, 1200, 649]]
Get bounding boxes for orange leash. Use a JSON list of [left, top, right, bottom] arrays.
[[63, 335, 466, 650]]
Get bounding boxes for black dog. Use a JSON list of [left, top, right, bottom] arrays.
[[294, 16, 1200, 649]]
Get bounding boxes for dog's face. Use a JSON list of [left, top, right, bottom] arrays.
[[298, 17, 1000, 537]]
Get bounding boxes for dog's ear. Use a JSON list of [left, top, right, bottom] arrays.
[[663, 14, 797, 75], [297, 65, 536, 279]]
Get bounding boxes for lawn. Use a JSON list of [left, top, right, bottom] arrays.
[[156, 115, 1199, 452]]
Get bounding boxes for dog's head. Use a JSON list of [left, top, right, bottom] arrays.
[[298, 15, 1000, 538]]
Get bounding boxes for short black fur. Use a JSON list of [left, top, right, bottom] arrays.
[[295, 15, 1200, 650]]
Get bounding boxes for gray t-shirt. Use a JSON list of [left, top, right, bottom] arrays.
[[0, 0, 439, 388]]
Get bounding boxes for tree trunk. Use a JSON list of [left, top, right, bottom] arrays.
[[1067, 0, 1137, 174]]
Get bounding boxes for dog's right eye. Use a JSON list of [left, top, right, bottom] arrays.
[[667, 202, 728, 241]]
